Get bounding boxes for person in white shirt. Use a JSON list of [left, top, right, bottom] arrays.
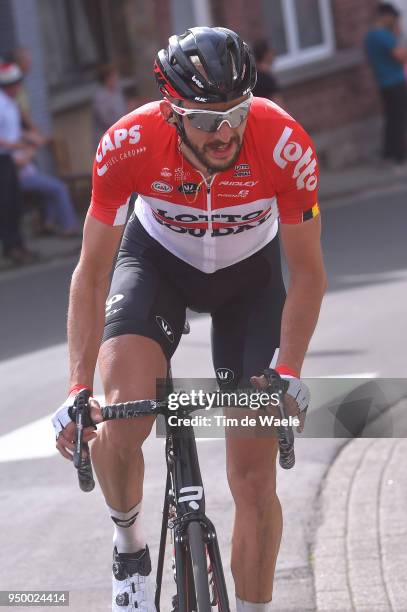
[[0, 63, 79, 237], [0, 63, 36, 264]]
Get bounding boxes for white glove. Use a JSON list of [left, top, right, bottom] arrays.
[[280, 375, 310, 415], [52, 387, 89, 439]]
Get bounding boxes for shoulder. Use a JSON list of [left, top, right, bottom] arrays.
[[249, 97, 315, 158], [94, 101, 167, 175], [102, 100, 164, 144], [366, 27, 396, 47], [247, 97, 319, 212]]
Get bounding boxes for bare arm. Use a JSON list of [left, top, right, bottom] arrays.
[[68, 213, 124, 391], [277, 216, 327, 374], [0, 138, 26, 151]]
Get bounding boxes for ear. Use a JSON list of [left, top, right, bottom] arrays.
[[160, 99, 176, 124]]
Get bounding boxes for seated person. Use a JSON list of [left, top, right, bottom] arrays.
[[0, 63, 80, 237]]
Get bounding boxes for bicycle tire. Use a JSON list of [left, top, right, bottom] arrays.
[[187, 521, 212, 611]]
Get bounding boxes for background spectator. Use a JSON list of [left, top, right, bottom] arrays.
[[8, 47, 49, 145], [252, 39, 283, 106], [365, 2, 407, 167], [92, 63, 127, 149], [0, 63, 80, 237], [0, 64, 36, 264]]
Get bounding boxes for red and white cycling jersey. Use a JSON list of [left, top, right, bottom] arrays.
[[90, 97, 319, 273]]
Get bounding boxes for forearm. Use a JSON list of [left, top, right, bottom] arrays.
[[277, 274, 326, 375], [68, 263, 110, 391], [0, 138, 24, 151]]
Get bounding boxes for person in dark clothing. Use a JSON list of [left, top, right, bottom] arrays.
[[252, 40, 283, 105], [365, 2, 407, 165], [0, 153, 36, 264]]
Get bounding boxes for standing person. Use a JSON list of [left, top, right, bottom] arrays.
[[0, 63, 37, 264], [365, 2, 407, 167], [92, 64, 127, 149], [52, 27, 326, 612], [252, 39, 283, 106]]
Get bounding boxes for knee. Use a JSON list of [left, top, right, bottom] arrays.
[[101, 417, 154, 458], [227, 462, 277, 511]]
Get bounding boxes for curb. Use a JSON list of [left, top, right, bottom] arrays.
[[313, 400, 407, 612]]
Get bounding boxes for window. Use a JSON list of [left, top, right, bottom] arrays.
[[262, 0, 334, 69], [38, 0, 132, 91]]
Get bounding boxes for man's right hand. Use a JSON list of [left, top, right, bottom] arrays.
[[52, 389, 99, 461]]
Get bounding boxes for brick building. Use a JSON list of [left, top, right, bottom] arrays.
[[1, 0, 406, 173]]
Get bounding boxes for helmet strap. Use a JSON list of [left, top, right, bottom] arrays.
[[173, 113, 187, 142]]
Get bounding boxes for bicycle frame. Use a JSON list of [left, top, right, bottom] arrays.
[[155, 414, 230, 611]]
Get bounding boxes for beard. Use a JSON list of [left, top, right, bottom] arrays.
[[182, 132, 243, 173]]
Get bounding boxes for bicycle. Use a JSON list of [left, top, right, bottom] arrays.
[[71, 368, 294, 611]]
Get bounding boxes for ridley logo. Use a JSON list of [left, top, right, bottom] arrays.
[[156, 316, 174, 343], [219, 180, 258, 187], [152, 181, 173, 193], [161, 167, 172, 178], [273, 126, 318, 191], [216, 368, 235, 381]]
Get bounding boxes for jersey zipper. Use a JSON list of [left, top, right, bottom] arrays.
[[197, 171, 216, 232]]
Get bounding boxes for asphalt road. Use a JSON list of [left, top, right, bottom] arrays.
[[0, 186, 406, 611]]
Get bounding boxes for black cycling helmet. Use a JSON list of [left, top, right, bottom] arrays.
[[154, 26, 257, 103]]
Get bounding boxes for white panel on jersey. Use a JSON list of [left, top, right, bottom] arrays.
[[135, 195, 279, 273], [113, 198, 130, 226]]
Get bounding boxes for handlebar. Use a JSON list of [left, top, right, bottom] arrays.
[[71, 369, 295, 491]]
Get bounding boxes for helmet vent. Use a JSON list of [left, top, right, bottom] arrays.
[[229, 51, 238, 81], [190, 55, 210, 81]]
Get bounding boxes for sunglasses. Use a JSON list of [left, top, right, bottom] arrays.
[[170, 94, 253, 132]]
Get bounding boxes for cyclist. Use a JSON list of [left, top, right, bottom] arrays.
[[52, 27, 326, 612]]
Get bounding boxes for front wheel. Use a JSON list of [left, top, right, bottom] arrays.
[[187, 521, 212, 611]]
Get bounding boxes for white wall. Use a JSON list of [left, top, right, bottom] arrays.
[[392, 0, 407, 39]]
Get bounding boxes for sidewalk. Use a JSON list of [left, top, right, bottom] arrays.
[[313, 398, 407, 612], [1, 163, 406, 274]]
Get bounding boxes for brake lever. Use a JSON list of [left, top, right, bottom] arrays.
[[72, 389, 95, 492]]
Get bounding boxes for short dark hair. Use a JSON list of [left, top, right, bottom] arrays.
[[252, 39, 271, 63], [378, 2, 400, 17]]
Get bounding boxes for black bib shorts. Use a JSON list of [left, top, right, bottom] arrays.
[[103, 216, 286, 389]]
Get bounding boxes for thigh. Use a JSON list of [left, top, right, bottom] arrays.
[[102, 247, 187, 363], [20, 171, 62, 196], [211, 238, 286, 389], [99, 335, 167, 444]]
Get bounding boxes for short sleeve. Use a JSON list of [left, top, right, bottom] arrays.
[[89, 120, 144, 226], [271, 122, 320, 224]]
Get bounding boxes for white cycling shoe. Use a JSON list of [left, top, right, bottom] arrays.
[[112, 546, 156, 611]]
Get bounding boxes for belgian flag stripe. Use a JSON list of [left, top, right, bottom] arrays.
[[302, 202, 320, 222]]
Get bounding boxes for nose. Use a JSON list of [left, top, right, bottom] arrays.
[[216, 121, 234, 142]]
